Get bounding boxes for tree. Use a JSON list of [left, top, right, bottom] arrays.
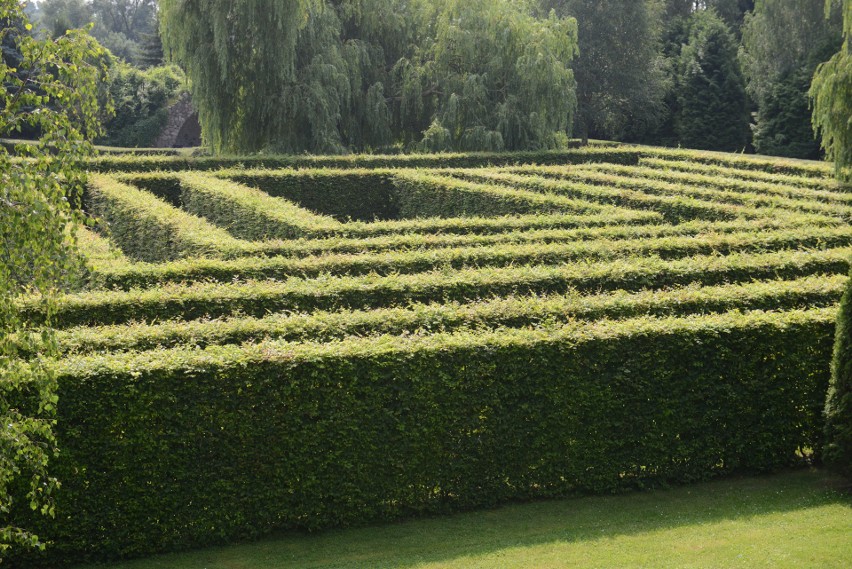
[[100, 62, 186, 147], [36, 0, 92, 38], [675, 10, 749, 151], [159, 0, 579, 154], [90, 0, 156, 41], [420, 0, 578, 151], [741, 0, 842, 158], [159, 0, 309, 153], [751, 65, 825, 158], [540, 0, 667, 143], [135, 30, 162, 68], [38, 0, 157, 65], [0, 0, 108, 555], [810, 0, 852, 181]]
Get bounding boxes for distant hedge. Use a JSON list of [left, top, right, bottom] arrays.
[[10, 308, 835, 566], [83, 146, 640, 172]]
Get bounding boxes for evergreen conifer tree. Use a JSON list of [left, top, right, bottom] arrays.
[[741, 0, 841, 159], [541, 0, 667, 143], [676, 10, 749, 151], [136, 31, 163, 68]]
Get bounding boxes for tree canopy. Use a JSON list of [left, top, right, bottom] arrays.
[[540, 0, 667, 143], [160, 0, 578, 154], [675, 9, 750, 151], [810, 0, 852, 180], [36, 0, 157, 64]]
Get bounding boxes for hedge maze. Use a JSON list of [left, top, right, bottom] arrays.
[[15, 147, 852, 565]]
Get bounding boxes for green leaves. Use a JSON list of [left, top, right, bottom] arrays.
[[159, 0, 578, 154], [675, 10, 750, 152], [20, 307, 840, 563], [810, 0, 852, 181], [1, 0, 107, 555]]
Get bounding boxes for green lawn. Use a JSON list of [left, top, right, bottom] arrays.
[[79, 469, 851, 569]]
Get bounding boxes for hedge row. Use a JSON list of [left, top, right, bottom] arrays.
[[214, 168, 403, 221], [75, 210, 667, 280], [207, 169, 616, 225], [490, 168, 852, 221], [11, 307, 835, 565], [84, 216, 830, 262], [638, 157, 842, 191], [83, 145, 639, 172], [601, 162, 852, 206], [565, 163, 852, 213], [118, 172, 662, 237], [91, 172, 655, 261], [25, 246, 852, 326], [49, 274, 847, 355], [84, 174, 259, 261], [636, 147, 834, 178], [826, 265, 852, 478], [176, 173, 342, 238], [75, 226, 130, 274], [71, 223, 852, 296], [455, 171, 756, 222]]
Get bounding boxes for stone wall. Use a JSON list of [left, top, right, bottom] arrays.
[[154, 94, 201, 148]]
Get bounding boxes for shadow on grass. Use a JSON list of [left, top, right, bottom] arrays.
[[80, 468, 851, 569]]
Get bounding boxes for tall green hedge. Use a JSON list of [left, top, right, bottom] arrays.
[[10, 308, 836, 566], [219, 169, 402, 221], [22, 246, 852, 327], [84, 174, 252, 261], [825, 266, 852, 478], [40, 275, 846, 356], [83, 146, 639, 173]]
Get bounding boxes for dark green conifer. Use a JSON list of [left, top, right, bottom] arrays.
[[676, 11, 749, 151], [136, 31, 163, 69]]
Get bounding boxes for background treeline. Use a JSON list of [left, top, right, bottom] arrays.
[[13, 1, 846, 157], [12, 0, 187, 147]]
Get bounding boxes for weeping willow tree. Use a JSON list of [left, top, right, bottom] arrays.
[[159, 0, 578, 154], [417, 0, 578, 151], [810, 0, 852, 181], [158, 0, 309, 153]]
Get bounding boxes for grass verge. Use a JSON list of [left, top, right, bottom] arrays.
[[76, 469, 851, 569]]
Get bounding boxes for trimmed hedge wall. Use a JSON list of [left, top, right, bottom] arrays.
[[638, 157, 841, 190], [83, 216, 835, 262], [457, 170, 748, 222], [22, 246, 852, 327], [84, 146, 640, 173], [636, 147, 835, 178], [46, 275, 846, 355], [218, 169, 403, 221], [176, 173, 342, 238], [12, 308, 836, 566], [393, 172, 608, 218], [825, 265, 852, 479], [634, 159, 850, 199], [541, 164, 852, 219], [84, 174, 254, 261]]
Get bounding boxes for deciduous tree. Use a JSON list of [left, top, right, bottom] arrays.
[[810, 0, 852, 180], [540, 0, 667, 143], [0, 0, 108, 555]]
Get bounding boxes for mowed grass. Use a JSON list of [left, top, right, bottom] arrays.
[[79, 469, 851, 569]]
